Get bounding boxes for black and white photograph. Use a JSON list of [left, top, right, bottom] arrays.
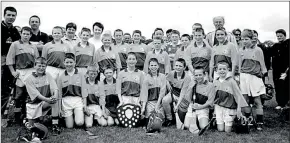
[[1, 1, 289, 143]]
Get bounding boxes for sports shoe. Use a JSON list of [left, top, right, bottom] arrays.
[[256, 123, 263, 131], [163, 119, 173, 127], [52, 124, 61, 136], [275, 106, 282, 110]]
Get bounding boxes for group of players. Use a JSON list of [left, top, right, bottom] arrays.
[[2, 6, 289, 141]]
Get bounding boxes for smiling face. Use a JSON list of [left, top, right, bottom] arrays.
[[64, 58, 75, 72], [241, 36, 253, 48], [213, 17, 224, 29], [153, 39, 162, 50], [80, 31, 91, 42], [149, 61, 159, 73], [132, 33, 141, 43], [174, 61, 185, 73], [126, 54, 137, 68], [93, 25, 103, 37], [154, 30, 164, 39], [66, 27, 76, 37], [194, 31, 204, 43], [114, 31, 123, 43], [29, 17, 40, 30], [102, 36, 112, 47], [4, 10, 17, 25], [87, 70, 98, 80], [217, 63, 229, 78], [180, 36, 190, 47], [104, 68, 114, 80], [171, 33, 179, 44], [276, 33, 286, 42], [52, 28, 63, 41], [35, 62, 47, 75], [216, 30, 226, 43]]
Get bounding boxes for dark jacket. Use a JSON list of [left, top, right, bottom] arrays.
[[1, 21, 21, 56]]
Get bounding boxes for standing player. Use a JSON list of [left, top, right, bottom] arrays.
[[42, 26, 72, 80], [164, 30, 181, 70], [62, 22, 80, 50], [73, 27, 96, 75], [6, 26, 39, 124], [113, 29, 128, 70], [239, 29, 267, 131], [144, 37, 170, 75], [174, 34, 191, 62], [89, 22, 104, 51]]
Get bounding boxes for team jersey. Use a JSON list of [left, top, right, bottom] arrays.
[[143, 49, 170, 74], [140, 73, 166, 102], [206, 31, 237, 47], [42, 40, 71, 69], [126, 43, 149, 70], [166, 71, 191, 97], [85, 77, 102, 105], [147, 42, 167, 51], [207, 77, 248, 109], [25, 72, 57, 104], [62, 36, 80, 50], [116, 68, 144, 97], [6, 40, 39, 69], [73, 42, 96, 68], [185, 42, 212, 73], [239, 45, 267, 77], [164, 44, 181, 69], [95, 45, 121, 73], [209, 40, 238, 71], [186, 80, 214, 105], [57, 68, 87, 98], [99, 78, 119, 107], [112, 43, 128, 70]]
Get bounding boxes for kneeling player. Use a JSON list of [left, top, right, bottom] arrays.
[[25, 57, 61, 135], [57, 53, 85, 128]]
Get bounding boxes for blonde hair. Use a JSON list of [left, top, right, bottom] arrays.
[[87, 64, 98, 72], [102, 30, 112, 41]]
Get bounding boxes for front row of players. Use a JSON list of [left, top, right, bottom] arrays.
[[26, 51, 261, 136]]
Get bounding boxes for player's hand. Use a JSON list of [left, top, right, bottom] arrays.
[[47, 97, 57, 104], [174, 104, 179, 113], [103, 112, 108, 119], [192, 103, 200, 110], [280, 73, 287, 80], [12, 71, 20, 78]]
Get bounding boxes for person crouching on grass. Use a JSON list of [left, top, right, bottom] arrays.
[[239, 29, 268, 131], [57, 53, 86, 128], [116, 52, 144, 106], [208, 62, 248, 132], [83, 65, 107, 128], [162, 58, 191, 127], [25, 57, 61, 135], [99, 66, 120, 126], [6, 26, 39, 124], [183, 66, 214, 133], [140, 58, 166, 127]]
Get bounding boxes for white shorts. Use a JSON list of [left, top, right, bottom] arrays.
[[87, 104, 103, 118], [46, 66, 65, 80], [26, 102, 50, 119], [62, 96, 84, 117], [145, 101, 164, 118], [77, 67, 88, 77], [16, 68, 34, 87], [213, 71, 232, 80], [122, 96, 140, 106], [240, 73, 266, 97], [100, 72, 117, 82], [215, 105, 236, 126], [186, 105, 209, 120]]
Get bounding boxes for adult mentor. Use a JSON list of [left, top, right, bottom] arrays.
[[29, 15, 49, 55], [206, 16, 237, 47], [1, 6, 21, 114]]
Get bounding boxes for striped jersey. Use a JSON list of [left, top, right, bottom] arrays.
[[95, 46, 121, 73], [187, 81, 214, 105], [143, 49, 170, 74], [112, 43, 129, 70], [99, 78, 119, 106], [126, 43, 149, 70], [85, 77, 103, 105], [73, 42, 97, 68], [166, 71, 191, 97], [140, 73, 166, 102]]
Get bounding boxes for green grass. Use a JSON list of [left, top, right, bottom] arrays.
[[1, 70, 289, 143]]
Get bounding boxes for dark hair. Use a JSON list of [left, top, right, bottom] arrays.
[[133, 30, 142, 36], [103, 65, 115, 73], [81, 27, 91, 34], [181, 34, 191, 41], [124, 33, 131, 37], [194, 28, 205, 35], [148, 58, 160, 76], [92, 22, 104, 32], [194, 66, 205, 74], [215, 27, 227, 36], [29, 15, 41, 24], [114, 29, 123, 36], [35, 57, 47, 65], [217, 61, 230, 69], [21, 26, 32, 34], [154, 28, 164, 35], [253, 30, 258, 36], [276, 29, 287, 37], [64, 53, 75, 61], [66, 22, 77, 30], [153, 36, 164, 43], [166, 29, 173, 34], [127, 52, 137, 59], [241, 29, 254, 39], [171, 30, 180, 37], [193, 23, 202, 28], [52, 26, 64, 34], [232, 28, 241, 35], [4, 6, 17, 16], [175, 58, 186, 67]]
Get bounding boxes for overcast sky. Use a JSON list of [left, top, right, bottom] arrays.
[[2, 2, 289, 42]]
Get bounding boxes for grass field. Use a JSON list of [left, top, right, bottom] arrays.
[[1, 71, 289, 143]]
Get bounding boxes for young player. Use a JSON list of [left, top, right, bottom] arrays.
[[209, 28, 238, 82], [62, 22, 80, 50], [113, 29, 128, 70], [143, 37, 170, 75], [174, 34, 191, 66], [183, 67, 214, 132], [123, 33, 132, 44], [162, 58, 191, 127], [117, 52, 144, 106], [185, 28, 212, 80], [25, 57, 61, 135], [140, 58, 166, 125], [126, 30, 149, 71], [89, 22, 104, 51], [42, 26, 72, 80], [6, 26, 39, 124], [57, 53, 86, 128], [95, 31, 121, 81], [147, 28, 166, 51], [73, 27, 96, 76], [239, 29, 267, 131], [208, 62, 248, 132], [99, 66, 120, 126], [83, 65, 107, 127], [164, 30, 181, 70]]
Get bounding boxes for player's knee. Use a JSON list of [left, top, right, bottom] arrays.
[[107, 117, 114, 126], [99, 118, 107, 126], [75, 119, 84, 127], [162, 95, 170, 105]]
